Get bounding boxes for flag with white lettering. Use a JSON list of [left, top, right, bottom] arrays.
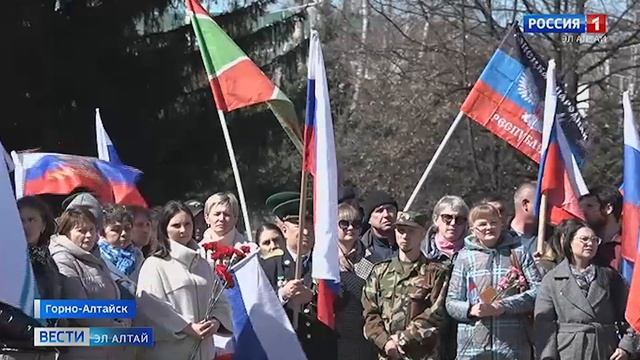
[[461, 24, 588, 163]]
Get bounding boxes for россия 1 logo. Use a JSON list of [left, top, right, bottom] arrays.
[[523, 14, 607, 34]]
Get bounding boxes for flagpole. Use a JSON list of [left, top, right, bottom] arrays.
[[536, 192, 547, 255], [216, 109, 253, 243], [404, 111, 464, 211], [292, 167, 309, 329]]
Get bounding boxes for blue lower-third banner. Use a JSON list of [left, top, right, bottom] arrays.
[[34, 327, 153, 347]]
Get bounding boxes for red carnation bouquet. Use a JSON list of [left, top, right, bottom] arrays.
[[188, 241, 253, 360]]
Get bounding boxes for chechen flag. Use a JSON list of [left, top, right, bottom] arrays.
[[534, 59, 587, 225], [622, 91, 640, 332], [95, 108, 122, 164], [185, 0, 303, 152], [304, 31, 340, 328]]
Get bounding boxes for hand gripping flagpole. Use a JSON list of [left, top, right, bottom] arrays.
[[216, 109, 253, 243], [404, 111, 464, 211]]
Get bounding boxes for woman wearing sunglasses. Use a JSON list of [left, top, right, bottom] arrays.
[[421, 195, 469, 359], [422, 196, 469, 263], [334, 203, 376, 360], [535, 221, 637, 360]]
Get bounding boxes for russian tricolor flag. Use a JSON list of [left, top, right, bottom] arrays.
[[535, 59, 587, 225], [623, 91, 640, 332], [95, 108, 122, 164], [304, 31, 340, 328], [11, 152, 146, 207]]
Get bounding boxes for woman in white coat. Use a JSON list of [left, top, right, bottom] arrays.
[[135, 201, 232, 360]]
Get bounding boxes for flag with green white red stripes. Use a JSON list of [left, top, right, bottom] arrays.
[[186, 0, 303, 152]]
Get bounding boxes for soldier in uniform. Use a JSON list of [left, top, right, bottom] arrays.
[[362, 211, 450, 360], [260, 191, 337, 360]]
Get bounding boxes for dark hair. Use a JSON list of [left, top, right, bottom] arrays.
[[103, 204, 134, 228], [128, 205, 151, 221], [255, 223, 283, 245], [544, 219, 583, 263], [17, 196, 56, 247], [579, 186, 623, 221], [561, 220, 590, 264], [153, 201, 194, 259], [57, 207, 98, 238]]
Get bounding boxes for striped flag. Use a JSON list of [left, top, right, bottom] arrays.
[[0, 141, 37, 317], [305, 31, 340, 328], [623, 91, 640, 332], [95, 108, 122, 164], [460, 25, 588, 164], [185, 0, 303, 152], [226, 252, 306, 359], [534, 59, 587, 225]]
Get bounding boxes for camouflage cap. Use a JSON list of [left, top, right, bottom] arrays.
[[395, 211, 428, 229], [266, 191, 312, 220]]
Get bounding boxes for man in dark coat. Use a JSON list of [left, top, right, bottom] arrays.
[[260, 191, 337, 360], [360, 190, 398, 263]]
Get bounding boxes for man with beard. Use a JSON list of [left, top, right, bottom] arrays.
[[260, 191, 337, 360], [360, 191, 399, 263], [579, 186, 623, 270]]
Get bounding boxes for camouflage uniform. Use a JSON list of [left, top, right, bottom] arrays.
[[362, 227, 450, 360]]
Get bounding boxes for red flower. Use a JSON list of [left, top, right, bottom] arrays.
[[239, 245, 252, 254], [211, 246, 235, 261], [202, 241, 218, 252], [215, 264, 234, 288], [233, 247, 247, 259]]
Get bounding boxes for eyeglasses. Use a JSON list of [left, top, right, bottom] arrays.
[[338, 220, 362, 230], [576, 236, 602, 246], [439, 214, 467, 225]]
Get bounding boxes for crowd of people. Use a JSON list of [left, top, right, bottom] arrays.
[[0, 182, 638, 360]]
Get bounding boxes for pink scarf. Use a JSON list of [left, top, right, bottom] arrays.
[[435, 233, 463, 258]]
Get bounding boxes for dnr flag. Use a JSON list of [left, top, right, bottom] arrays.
[[461, 24, 588, 163]]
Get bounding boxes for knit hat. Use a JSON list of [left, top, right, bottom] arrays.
[[362, 190, 397, 222], [65, 192, 103, 224]]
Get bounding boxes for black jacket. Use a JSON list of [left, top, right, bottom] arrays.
[[0, 302, 53, 353], [260, 250, 338, 360]]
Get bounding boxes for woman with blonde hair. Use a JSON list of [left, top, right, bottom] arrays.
[[335, 203, 376, 360], [199, 192, 245, 247], [447, 204, 541, 359]]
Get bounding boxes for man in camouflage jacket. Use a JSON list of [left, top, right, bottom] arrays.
[[362, 211, 450, 360]]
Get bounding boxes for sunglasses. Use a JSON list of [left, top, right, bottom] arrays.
[[440, 214, 467, 225], [338, 220, 361, 230]]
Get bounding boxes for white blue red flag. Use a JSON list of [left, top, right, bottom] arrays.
[[95, 108, 122, 164], [622, 91, 640, 332], [225, 252, 307, 359], [0, 141, 37, 317], [12, 151, 146, 206], [304, 30, 340, 328], [534, 59, 588, 225]]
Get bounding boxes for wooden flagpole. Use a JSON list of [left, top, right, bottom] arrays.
[[536, 192, 548, 255], [216, 109, 253, 243], [404, 111, 464, 211], [292, 166, 309, 329]]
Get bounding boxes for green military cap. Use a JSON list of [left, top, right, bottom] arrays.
[[266, 191, 312, 221], [395, 211, 428, 229]]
